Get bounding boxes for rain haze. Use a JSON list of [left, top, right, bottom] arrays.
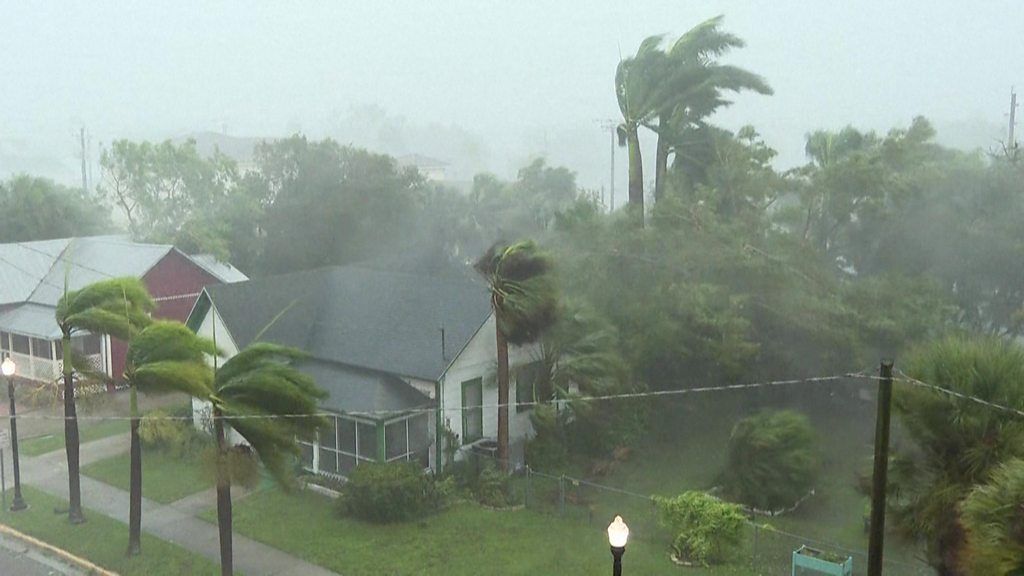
[[1, 1, 1021, 186]]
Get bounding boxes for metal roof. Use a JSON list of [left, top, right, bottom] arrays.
[[0, 303, 64, 339], [189, 254, 249, 284]]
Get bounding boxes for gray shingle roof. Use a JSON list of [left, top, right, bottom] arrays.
[[299, 359, 431, 417], [203, 265, 493, 382]]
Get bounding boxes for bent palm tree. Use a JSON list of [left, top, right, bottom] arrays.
[[616, 34, 668, 224], [650, 16, 772, 202], [55, 277, 154, 524], [124, 321, 214, 555], [475, 240, 558, 471], [181, 342, 324, 576]]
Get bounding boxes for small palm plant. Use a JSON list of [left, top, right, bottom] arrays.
[[55, 277, 154, 524], [124, 321, 215, 555], [475, 240, 558, 471]]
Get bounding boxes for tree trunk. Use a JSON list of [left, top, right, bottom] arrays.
[[653, 116, 670, 204], [495, 323, 510, 473], [127, 385, 142, 556], [626, 123, 645, 226], [213, 408, 233, 576], [62, 331, 85, 524]]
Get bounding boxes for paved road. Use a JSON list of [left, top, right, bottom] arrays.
[[0, 533, 83, 575]]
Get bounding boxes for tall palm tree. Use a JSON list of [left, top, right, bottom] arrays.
[[615, 34, 668, 225], [55, 277, 154, 524], [650, 16, 772, 203], [891, 335, 1024, 575], [475, 240, 558, 471], [160, 341, 324, 576], [123, 321, 215, 555]]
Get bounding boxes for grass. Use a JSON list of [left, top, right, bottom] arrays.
[[203, 487, 738, 576], [0, 486, 220, 575], [20, 418, 127, 457], [82, 449, 213, 504]]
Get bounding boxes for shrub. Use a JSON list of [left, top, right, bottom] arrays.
[[450, 454, 515, 507], [721, 409, 819, 511], [139, 410, 185, 450], [654, 491, 745, 565], [525, 405, 568, 470], [337, 462, 445, 523]]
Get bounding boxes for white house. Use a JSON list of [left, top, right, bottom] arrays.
[[185, 264, 542, 478]]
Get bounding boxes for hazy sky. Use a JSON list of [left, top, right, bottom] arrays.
[[2, 1, 1021, 189]]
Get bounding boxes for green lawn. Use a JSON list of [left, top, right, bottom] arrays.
[[203, 487, 750, 576], [82, 449, 213, 504], [0, 486, 220, 576], [20, 418, 127, 457]]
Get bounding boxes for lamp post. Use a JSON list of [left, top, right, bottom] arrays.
[[607, 515, 629, 576], [3, 355, 25, 511]]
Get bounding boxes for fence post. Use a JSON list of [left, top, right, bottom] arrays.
[[559, 475, 566, 516], [752, 522, 759, 568], [525, 466, 531, 508]]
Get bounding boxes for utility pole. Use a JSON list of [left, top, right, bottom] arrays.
[[867, 360, 894, 576], [79, 127, 88, 193], [1008, 88, 1018, 158], [596, 120, 617, 212]]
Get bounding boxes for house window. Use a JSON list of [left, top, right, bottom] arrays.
[[301, 415, 378, 477], [11, 334, 29, 355], [462, 378, 483, 444], [73, 334, 102, 356], [384, 412, 430, 466], [31, 338, 52, 360], [0, 332, 9, 351], [515, 361, 544, 413]]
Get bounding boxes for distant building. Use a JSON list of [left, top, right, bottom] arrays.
[[0, 235, 246, 388], [397, 154, 449, 182], [175, 132, 268, 175]]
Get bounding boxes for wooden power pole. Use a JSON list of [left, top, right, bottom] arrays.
[[867, 360, 894, 576], [79, 127, 88, 193], [1009, 88, 1018, 158]]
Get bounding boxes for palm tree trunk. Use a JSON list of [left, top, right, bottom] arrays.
[[653, 117, 670, 204], [213, 408, 233, 576], [495, 322, 510, 473], [62, 331, 85, 524], [127, 385, 142, 556], [626, 123, 645, 226]]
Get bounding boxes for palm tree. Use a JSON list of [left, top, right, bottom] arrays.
[[55, 277, 154, 524], [615, 35, 668, 224], [167, 342, 325, 576], [650, 16, 772, 203], [123, 321, 215, 555], [961, 458, 1024, 575], [890, 335, 1024, 575], [475, 240, 558, 471]]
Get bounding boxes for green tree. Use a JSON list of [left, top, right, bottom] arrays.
[[189, 343, 325, 575], [0, 175, 111, 241], [616, 34, 667, 223], [891, 336, 1024, 575], [474, 240, 558, 471], [650, 16, 772, 203], [98, 139, 240, 253], [123, 321, 215, 555], [55, 277, 154, 523], [961, 458, 1024, 575]]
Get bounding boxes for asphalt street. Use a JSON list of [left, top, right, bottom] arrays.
[[0, 533, 81, 576]]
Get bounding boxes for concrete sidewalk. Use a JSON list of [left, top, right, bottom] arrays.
[[14, 433, 340, 576]]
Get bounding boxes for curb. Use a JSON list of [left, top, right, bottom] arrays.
[[0, 522, 118, 576]]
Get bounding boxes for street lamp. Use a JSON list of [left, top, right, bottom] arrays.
[[3, 355, 26, 511], [607, 515, 629, 576]]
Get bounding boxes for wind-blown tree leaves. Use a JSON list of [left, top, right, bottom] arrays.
[[475, 240, 558, 471], [960, 458, 1024, 575], [616, 34, 668, 223], [0, 175, 111, 241], [55, 277, 154, 524], [193, 343, 325, 576], [123, 321, 214, 555], [890, 336, 1024, 575], [649, 16, 772, 203]]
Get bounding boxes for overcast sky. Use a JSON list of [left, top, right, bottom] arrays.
[[1, 1, 1021, 189]]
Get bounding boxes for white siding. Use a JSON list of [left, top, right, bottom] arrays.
[[191, 303, 245, 444], [439, 314, 541, 468]]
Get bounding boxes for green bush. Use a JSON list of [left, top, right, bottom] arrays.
[[139, 410, 185, 450], [721, 409, 819, 511], [525, 405, 568, 470], [337, 462, 445, 523], [450, 454, 515, 507], [654, 491, 746, 566]]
